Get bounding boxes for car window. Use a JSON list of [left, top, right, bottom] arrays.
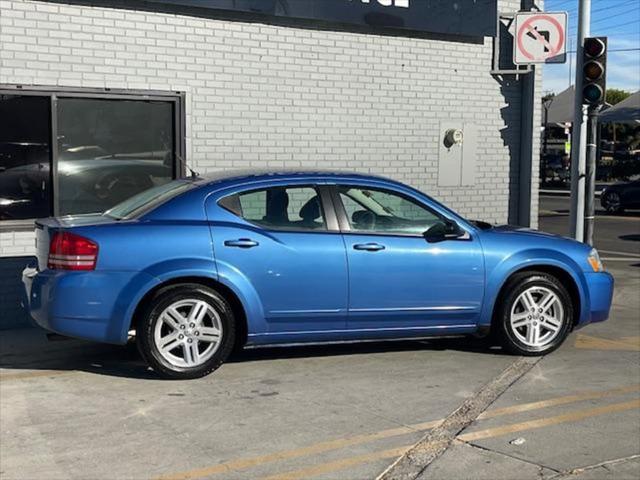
[[338, 186, 442, 235], [104, 180, 193, 220], [219, 186, 327, 231]]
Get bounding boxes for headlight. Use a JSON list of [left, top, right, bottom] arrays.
[[587, 248, 604, 272]]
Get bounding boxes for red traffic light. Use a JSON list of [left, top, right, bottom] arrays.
[[584, 37, 606, 58]]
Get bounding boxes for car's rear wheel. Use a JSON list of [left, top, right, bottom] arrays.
[[602, 191, 623, 214], [137, 284, 235, 379], [496, 272, 573, 356]]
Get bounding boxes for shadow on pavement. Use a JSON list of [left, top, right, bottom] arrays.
[[0, 327, 500, 380], [619, 234, 640, 242]]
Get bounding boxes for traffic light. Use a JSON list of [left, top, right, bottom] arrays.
[[582, 37, 607, 106]]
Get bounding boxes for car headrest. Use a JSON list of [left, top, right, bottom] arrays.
[[300, 196, 321, 221], [352, 210, 374, 228]]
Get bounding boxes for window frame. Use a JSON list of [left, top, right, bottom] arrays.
[[217, 183, 340, 233], [0, 84, 186, 231], [328, 184, 450, 238]]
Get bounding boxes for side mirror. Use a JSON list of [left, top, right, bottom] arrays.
[[423, 220, 463, 243]]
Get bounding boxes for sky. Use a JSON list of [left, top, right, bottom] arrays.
[[542, 0, 640, 95]]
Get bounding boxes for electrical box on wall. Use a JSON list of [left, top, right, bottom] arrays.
[[438, 121, 478, 187]]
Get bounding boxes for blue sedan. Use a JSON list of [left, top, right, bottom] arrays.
[[23, 170, 614, 379]]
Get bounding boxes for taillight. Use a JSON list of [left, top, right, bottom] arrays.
[[48, 232, 99, 271]]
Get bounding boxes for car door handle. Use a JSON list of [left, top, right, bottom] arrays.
[[224, 239, 259, 248], [353, 243, 386, 252]]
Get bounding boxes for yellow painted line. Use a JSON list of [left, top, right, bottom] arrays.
[[156, 420, 442, 480], [478, 384, 640, 419], [265, 399, 640, 480], [262, 446, 409, 480], [575, 334, 640, 352], [460, 399, 640, 442], [156, 384, 639, 480], [0, 370, 73, 381]]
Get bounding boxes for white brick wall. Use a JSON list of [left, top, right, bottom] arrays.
[[0, 230, 35, 256], [0, 0, 539, 258]]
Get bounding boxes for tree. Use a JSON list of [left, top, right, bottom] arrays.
[[606, 89, 631, 106]]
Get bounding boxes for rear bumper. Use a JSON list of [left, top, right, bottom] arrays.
[[579, 271, 614, 326], [22, 266, 157, 344]]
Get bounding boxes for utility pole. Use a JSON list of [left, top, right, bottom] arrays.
[[569, 0, 590, 242], [568, 38, 573, 87], [584, 106, 599, 245], [542, 96, 554, 155]]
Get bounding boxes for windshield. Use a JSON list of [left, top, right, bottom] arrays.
[[104, 179, 193, 220]]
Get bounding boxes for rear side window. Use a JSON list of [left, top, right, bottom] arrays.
[[104, 180, 193, 220], [219, 186, 327, 231]]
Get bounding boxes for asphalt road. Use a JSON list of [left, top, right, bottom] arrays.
[[539, 194, 640, 257], [0, 201, 639, 480]]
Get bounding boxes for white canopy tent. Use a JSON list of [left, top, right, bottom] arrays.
[[598, 91, 640, 124], [543, 86, 575, 125]]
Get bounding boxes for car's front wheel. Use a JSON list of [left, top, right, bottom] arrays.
[[496, 272, 573, 356], [137, 284, 235, 379], [602, 191, 623, 214]]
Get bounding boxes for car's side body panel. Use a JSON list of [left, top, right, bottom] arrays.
[[342, 233, 484, 329]]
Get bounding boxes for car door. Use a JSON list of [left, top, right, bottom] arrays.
[[331, 183, 484, 336], [207, 182, 348, 341]]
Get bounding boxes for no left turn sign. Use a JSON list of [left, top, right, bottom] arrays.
[[514, 12, 568, 65]]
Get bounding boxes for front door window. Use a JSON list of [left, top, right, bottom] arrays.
[[338, 186, 441, 235]]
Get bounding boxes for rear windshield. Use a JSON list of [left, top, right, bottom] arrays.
[[104, 180, 193, 220]]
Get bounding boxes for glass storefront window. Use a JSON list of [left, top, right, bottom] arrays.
[[57, 98, 174, 215], [0, 95, 52, 221], [0, 89, 181, 223]]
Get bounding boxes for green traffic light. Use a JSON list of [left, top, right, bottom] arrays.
[[583, 84, 603, 104]]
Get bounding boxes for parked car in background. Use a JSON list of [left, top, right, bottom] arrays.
[[600, 179, 640, 214], [0, 151, 172, 220], [22, 170, 614, 379]]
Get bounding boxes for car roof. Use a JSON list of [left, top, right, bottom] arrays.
[[195, 168, 391, 186]]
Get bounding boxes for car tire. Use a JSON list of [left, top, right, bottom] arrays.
[[136, 284, 236, 379], [496, 272, 573, 356], [602, 191, 623, 214]]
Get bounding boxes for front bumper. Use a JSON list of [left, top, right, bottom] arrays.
[[22, 266, 156, 344], [581, 271, 615, 325]]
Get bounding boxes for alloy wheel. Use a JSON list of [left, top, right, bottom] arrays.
[[604, 192, 621, 213], [153, 299, 223, 368], [509, 286, 565, 349]]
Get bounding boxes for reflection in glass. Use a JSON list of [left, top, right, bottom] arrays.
[[339, 187, 441, 235], [57, 98, 174, 215], [0, 95, 51, 221]]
